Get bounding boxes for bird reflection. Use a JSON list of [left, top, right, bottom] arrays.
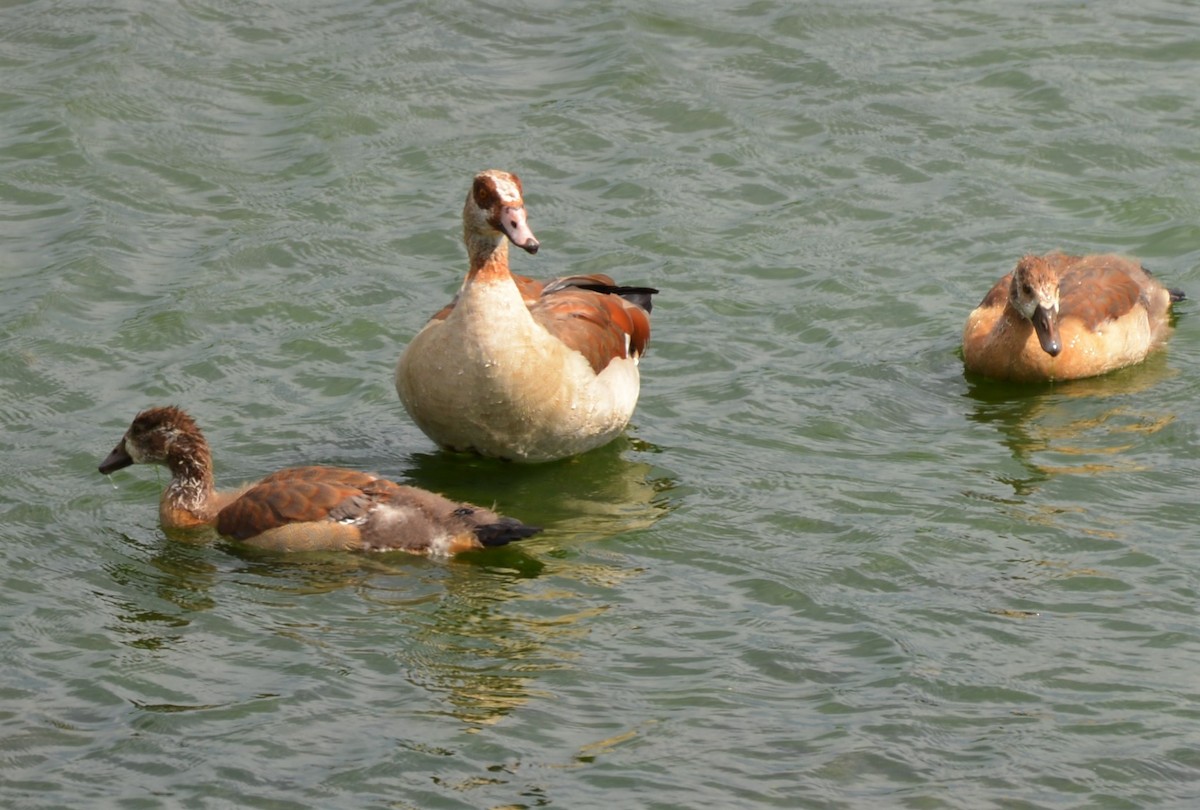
[[401, 434, 675, 543], [388, 436, 675, 726], [963, 350, 1177, 497], [102, 531, 219, 651], [103, 437, 676, 727]]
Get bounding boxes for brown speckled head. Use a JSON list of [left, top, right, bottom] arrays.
[[1010, 256, 1062, 356], [99, 406, 209, 475], [464, 169, 539, 255]]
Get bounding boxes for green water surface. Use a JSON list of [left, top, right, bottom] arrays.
[[3, 1, 1200, 807]]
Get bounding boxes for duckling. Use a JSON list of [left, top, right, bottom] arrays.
[[963, 252, 1182, 382], [99, 406, 540, 555]]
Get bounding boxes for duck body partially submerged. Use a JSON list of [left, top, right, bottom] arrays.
[[99, 406, 539, 555], [962, 252, 1181, 382]]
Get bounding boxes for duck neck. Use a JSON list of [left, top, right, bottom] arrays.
[[1003, 301, 1034, 337], [164, 433, 219, 522], [464, 229, 513, 285]]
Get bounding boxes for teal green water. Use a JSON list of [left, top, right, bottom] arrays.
[[4, 1, 1200, 807]]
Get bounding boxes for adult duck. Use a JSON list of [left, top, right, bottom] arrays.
[[962, 252, 1182, 382], [98, 406, 540, 555], [395, 169, 657, 462]]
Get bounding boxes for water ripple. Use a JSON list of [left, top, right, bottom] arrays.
[[4, 1, 1200, 807]]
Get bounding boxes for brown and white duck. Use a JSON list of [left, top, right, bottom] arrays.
[[962, 252, 1183, 382], [395, 169, 657, 462], [98, 406, 540, 555]]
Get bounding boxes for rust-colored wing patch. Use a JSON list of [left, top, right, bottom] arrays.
[[1057, 255, 1145, 329], [254, 465, 382, 488], [531, 288, 652, 374], [215, 466, 392, 542]]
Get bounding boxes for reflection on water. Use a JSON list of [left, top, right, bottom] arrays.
[[9, 0, 1200, 801], [400, 573, 559, 728], [392, 438, 676, 726], [96, 439, 675, 728], [401, 436, 677, 543], [100, 533, 219, 651], [963, 351, 1178, 494]]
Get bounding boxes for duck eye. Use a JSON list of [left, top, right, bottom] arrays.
[[473, 180, 498, 210]]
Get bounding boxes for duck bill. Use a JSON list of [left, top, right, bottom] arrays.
[[498, 205, 539, 254], [99, 441, 133, 474], [1031, 305, 1061, 357]]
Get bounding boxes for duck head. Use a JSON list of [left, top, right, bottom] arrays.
[[99, 406, 205, 474], [1010, 256, 1062, 356], [463, 169, 540, 255]]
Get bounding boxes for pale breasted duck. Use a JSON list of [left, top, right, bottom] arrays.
[[99, 406, 540, 554], [963, 252, 1183, 382], [395, 169, 656, 462]]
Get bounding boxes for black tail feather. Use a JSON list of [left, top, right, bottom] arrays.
[[473, 518, 542, 548], [1142, 263, 1185, 303], [573, 283, 659, 313]]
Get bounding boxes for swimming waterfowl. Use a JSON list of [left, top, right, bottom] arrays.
[[962, 252, 1182, 382], [98, 406, 540, 555], [395, 169, 657, 463]]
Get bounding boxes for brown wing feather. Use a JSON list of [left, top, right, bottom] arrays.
[[622, 298, 652, 357], [254, 465, 381, 488], [1057, 256, 1145, 329], [530, 289, 649, 374], [216, 467, 393, 541]]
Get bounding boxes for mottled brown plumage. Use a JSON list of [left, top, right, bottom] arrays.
[[963, 253, 1181, 382], [99, 407, 540, 555], [396, 170, 657, 462]]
